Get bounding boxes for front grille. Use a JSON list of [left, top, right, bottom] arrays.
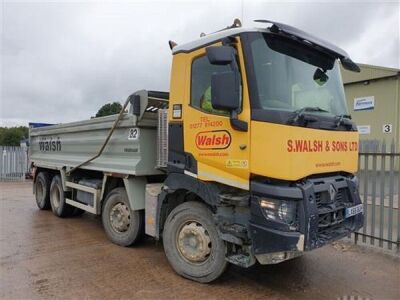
[[314, 186, 355, 244], [315, 188, 346, 208]]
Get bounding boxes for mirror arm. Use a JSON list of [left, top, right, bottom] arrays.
[[230, 111, 248, 132], [227, 52, 247, 131]]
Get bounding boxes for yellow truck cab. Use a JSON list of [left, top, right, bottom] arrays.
[[30, 19, 364, 283], [163, 19, 363, 277]]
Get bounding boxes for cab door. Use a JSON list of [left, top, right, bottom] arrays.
[[183, 41, 251, 190]]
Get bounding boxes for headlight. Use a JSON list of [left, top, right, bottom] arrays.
[[260, 198, 297, 226]]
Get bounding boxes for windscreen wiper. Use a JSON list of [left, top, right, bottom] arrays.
[[335, 114, 353, 128], [288, 106, 329, 124]]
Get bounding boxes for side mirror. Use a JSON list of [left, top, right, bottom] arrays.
[[211, 71, 240, 111], [206, 46, 234, 65], [208, 46, 248, 132]]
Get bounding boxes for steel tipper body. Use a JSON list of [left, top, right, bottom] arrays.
[[30, 20, 364, 283], [30, 90, 168, 215], [30, 111, 160, 176]]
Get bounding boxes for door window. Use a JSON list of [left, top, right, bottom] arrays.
[[190, 55, 231, 115]]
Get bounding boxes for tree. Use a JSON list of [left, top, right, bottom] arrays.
[[0, 126, 29, 146], [95, 102, 122, 118]]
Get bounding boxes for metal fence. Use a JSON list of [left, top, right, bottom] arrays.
[[0, 146, 29, 181], [353, 141, 399, 253]]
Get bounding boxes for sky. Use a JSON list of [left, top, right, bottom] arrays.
[[1, 0, 399, 127]]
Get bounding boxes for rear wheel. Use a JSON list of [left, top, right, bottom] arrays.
[[102, 187, 144, 246], [35, 172, 51, 210], [163, 201, 228, 283], [50, 175, 74, 217]]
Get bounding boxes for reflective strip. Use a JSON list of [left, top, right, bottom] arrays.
[[184, 170, 197, 178]]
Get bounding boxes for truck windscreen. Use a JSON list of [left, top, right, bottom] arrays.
[[245, 32, 350, 127]]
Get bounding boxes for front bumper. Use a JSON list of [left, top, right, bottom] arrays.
[[249, 175, 364, 262]]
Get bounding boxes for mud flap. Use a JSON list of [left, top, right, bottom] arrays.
[[123, 177, 147, 210]]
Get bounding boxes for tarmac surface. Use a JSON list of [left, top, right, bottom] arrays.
[[0, 181, 399, 300]]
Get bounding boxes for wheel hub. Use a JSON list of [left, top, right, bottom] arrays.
[[110, 203, 130, 233], [177, 222, 211, 263]]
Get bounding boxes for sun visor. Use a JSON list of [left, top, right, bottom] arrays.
[[340, 57, 361, 72], [255, 20, 360, 72]]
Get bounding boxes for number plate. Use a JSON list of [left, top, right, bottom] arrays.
[[345, 204, 363, 218]]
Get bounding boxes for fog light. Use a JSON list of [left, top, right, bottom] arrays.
[[278, 201, 297, 224]]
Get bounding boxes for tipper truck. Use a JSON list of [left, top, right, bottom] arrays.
[[30, 19, 364, 283]]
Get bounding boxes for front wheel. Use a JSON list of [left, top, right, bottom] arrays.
[[163, 201, 228, 283], [102, 187, 144, 246]]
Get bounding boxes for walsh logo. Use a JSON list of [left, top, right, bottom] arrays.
[[195, 130, 231, 150], [39, 137, 61, 152]]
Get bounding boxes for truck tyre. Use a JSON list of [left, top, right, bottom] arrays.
[[35, 172, 51, 210], [102, 187, 144, 246], [49, 175, 75, 217], [163, 201, 228, 283]]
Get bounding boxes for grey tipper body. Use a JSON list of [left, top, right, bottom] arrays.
[[30, 90, 168, 215], [30, 90, 164, 176]]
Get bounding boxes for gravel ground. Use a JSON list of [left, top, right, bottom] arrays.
[[0, 181, 399, 300]]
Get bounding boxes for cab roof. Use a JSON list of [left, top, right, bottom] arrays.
[[172, 27, 264, 54], [172, 20, 360, 72]]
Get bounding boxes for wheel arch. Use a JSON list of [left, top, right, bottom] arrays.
[[155, 173, 220, 239]]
